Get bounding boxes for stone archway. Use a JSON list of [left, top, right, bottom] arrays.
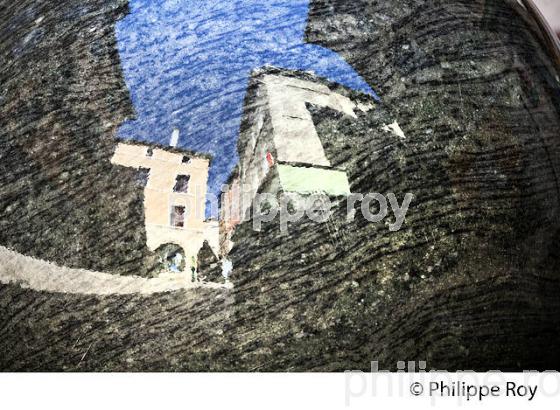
[[153, 243, 186, 275]]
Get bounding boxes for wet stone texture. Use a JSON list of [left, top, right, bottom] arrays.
[[0, 0, 157, 276], [1, 0, 560, 371]]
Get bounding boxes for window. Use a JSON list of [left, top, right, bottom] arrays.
[[171, 206, 186, 228], [173, 174, 190, 193], [182, 155, 191, 163], [146, 147, 153, 157]]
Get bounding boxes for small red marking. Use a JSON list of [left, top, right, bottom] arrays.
[[266, 152, 275, 167]]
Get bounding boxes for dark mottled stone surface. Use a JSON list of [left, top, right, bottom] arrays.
[[1, 0, 560, 371], [0, 0, 154, 276], [228, 0, 560, 370]]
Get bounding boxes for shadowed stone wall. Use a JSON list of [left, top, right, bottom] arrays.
[[0, 0, 153, 276]]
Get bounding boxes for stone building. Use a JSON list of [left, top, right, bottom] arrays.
[[219, 166, 241, 256], [220, 68, 374, 254], [111, 140, 219, 271]]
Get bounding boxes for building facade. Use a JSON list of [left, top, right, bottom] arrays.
[[111, 141, 219, 270], [220, 68, 375, 254]]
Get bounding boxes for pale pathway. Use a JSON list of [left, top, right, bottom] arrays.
[[0, 246, 232, 296]]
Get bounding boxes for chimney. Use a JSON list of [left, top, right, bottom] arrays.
[[170, 128, 180, 148]]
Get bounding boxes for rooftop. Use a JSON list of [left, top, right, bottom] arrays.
[[113, 138, 214, 163]]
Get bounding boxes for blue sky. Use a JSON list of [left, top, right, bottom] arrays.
[[116, 0, 378, 215]]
